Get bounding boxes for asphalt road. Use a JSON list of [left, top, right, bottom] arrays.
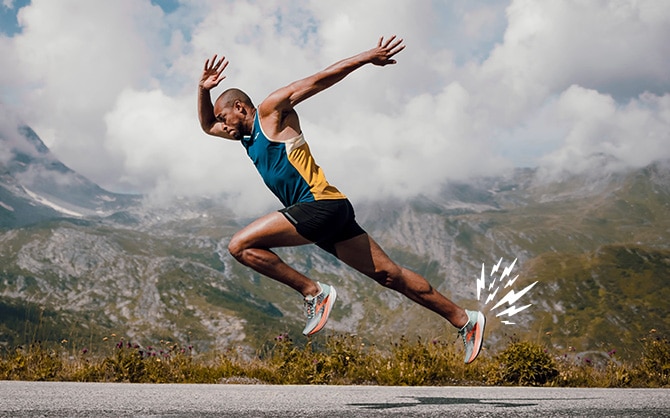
[[1, 381, 668, 417]]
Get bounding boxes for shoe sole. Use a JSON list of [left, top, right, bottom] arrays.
[[304, 286, 337, 336]]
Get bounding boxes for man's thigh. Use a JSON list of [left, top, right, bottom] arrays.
[[334, 234, 399, 281], [231, 211, 312, 249]]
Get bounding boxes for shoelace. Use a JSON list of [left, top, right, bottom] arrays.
[[458, 321, 471, 344], [304, 297, 316, 319]]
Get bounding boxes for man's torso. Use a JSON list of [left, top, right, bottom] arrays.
[[241, 113, 346, 207]]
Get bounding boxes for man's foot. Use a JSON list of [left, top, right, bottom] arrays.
[[302, 282, 337, 336], [458, 310, 486, 364]]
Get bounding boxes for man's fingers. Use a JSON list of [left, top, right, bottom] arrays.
[[219, 58, 229, 73], [205, 54, 226, 70], [388, 38, 403, 51], [381, 35, 397, 48], [388, 43, 405, 58], [377, 35, 405, 60]]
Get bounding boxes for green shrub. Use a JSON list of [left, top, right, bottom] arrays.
[[633, 331, 670, 387], [488, 340, 558, 386], [0, 343, 63, 381], [371, 336, 467, 386], [101, 341, 146, 383]]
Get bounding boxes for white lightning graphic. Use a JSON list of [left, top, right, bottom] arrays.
[[491, 281, 538, 311], [500, 258, 517, 280], [505, 274, 519, 288], [472, 258, 538, 326], [477, 263, 486, 301], [490, 257, 503, 276], [485, 286, 500, 305], [496, 304, 532, 317]]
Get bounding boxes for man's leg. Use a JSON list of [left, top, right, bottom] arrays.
[[333, 233, 469, 329], [227, 212, 320, 297]]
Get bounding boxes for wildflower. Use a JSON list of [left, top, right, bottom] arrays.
[[81, 348, 88, 355], [116, 341, 123, 349], [584, 358, 592, 364], [608, 349, 616, 357]]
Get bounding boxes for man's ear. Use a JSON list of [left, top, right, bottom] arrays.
[[234, 100, 246, 114]]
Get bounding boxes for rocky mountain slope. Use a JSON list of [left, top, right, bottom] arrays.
[[1, 124, 668, 359]]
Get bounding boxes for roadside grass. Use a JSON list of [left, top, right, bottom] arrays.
[[0, 330, 667, 387]]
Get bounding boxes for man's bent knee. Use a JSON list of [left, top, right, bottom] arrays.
[[228, 233, 247, 262]]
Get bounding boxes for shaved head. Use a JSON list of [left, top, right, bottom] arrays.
[[215, 88, 254, 109]]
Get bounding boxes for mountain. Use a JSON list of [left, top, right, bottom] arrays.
[[0, 125, 668, 360], [0, 125, 139, 228]]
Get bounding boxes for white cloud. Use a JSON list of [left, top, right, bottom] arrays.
[[103, 87, 274, 210], [1, 0, 669, 215], [539, 86, 670, 176]]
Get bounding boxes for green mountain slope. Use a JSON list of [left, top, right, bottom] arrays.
[[1, 162, 669, 360], [526, 244, 670, 360]]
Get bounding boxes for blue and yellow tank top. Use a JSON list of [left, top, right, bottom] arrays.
[[241, 113, 346, 207]]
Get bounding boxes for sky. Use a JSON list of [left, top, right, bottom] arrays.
[[1, 0, 669, 214]]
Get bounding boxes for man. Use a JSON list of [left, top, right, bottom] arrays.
[[198, 36, 485, 363]]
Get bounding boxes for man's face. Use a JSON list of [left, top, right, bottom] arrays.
[[214, 101, 246, 140]]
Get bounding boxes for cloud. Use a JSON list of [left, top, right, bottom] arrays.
[[103, 87, 275, 210], [539, 86, 670, 176], [1, 0, 669, 215], [482, 0, 670, 100]]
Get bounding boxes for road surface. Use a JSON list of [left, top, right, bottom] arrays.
[[1, 381, 668, 417]]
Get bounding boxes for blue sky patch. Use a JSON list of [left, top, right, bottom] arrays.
[[0, 0, 30, 36]]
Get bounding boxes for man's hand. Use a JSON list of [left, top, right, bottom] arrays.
[[198, 54, 231, 139], [200, 54, 228, 90], [367, 35, 405, 66]]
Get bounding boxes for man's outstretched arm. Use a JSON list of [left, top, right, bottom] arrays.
[[260, 36, 405, 115], [198, 54, 232, 139]]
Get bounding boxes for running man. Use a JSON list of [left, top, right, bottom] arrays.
[[198, 36, 485, 363]]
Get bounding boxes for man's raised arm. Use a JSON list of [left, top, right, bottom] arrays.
[[261, 36, 405, 114], [198, 54, 231, 139]]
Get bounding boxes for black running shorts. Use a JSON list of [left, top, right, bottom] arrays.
[[279, 199, 366, 255]]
